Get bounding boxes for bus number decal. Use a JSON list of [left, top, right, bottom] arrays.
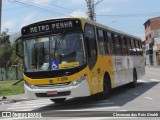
[[58, 77, 68, 82]]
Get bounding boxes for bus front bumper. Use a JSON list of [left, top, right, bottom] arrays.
[[24, 80, 90, 99]]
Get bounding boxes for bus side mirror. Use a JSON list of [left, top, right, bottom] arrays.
[[16, 37, 23, 59], [85, 37, 91, 57]]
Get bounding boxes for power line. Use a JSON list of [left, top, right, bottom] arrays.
[[38, 0, 75, 12], [8, 0, 72, 17], [97, 12, 160, 17], [3, 7, 26, 11], [5, 0, 73, 13]]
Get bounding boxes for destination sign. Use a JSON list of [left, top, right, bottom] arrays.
[[21, 19, 81, 36]]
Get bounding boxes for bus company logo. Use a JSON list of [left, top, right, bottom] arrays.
[[49, 80, 53, 84]]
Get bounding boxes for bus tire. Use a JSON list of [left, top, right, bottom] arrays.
[[102, 78, 111, 99], [96, 75, 111, 100], [130, 69, 138, 88], [50, 98, 66, 103]]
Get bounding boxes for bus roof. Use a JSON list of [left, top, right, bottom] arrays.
[[78, 17, 141, 40], [22, 17, 141, 40]]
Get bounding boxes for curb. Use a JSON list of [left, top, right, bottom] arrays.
[[0, 96, 28, 105], [0, 99, 16, 105], [0, 99, 29, 105]]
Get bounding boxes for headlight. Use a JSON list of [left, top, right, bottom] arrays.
[[72, 74, 87, 86], [25, 81, 36, 89]]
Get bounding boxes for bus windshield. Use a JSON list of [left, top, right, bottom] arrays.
[[24, 32, 86, 72]]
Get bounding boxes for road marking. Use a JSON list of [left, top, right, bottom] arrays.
[[14, 102, 21, 105], [57, 106, 121, 111], [126, 90, 133, 93], [133, 93, 139, 96], [17, 109, 32, 111], [8, 105, 46, 110], [127, 90, 140, 96], [49, 117, 137, 120], [120, 109, 128, 111], [150, 79, 160, 82], [11, 102, 51, 107], [25, 101, 53, 104], [86, 102, 114, 107], [26, 99, 51, 102], [8, 102, 51, 110], [138, 80, 148, 83], [1, 116, 136, 120], [145, 97, 153, 100], [20, 97, 27, 99], [93, 99, 110, 103], [7, 99, 113, 111]]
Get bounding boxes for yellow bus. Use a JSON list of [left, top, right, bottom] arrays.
[[16, 17, 145, 103]]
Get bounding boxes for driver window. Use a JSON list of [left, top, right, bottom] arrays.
[[85, 24, 97, 70]]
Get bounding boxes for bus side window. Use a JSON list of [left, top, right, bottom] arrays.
[[110, 33, 116, 54], [131, 39, 136, 55], [135, 40, 140, 55], [118, 35, 123, 55], [104, 31, 109, 54], [138, 41, 143, 55], [130, 39, 133, 55], [115, 35, 122, 55], [85, 24, 97, 70], [122, 36, 127, 55], [97, 29, 106, 55], [107, 32, 112, 54], [126, 38, 132, 55], [124, 37, 128, 55]]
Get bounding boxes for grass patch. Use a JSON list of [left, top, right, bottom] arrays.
[[0, 80, 24, 96]]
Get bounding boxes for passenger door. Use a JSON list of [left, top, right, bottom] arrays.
[[85, 24, 98, 94]]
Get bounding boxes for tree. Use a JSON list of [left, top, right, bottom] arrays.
[[11, 42, 23, 80], [0, 29, 12, 80]]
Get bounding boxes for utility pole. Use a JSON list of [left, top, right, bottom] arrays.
[[85, 0, 94, 21], [85, 0, 103, 21]]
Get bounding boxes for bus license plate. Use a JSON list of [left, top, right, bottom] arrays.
[[47, 91, 57, 95]]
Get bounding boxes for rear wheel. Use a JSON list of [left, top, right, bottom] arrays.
[[50, 98, 66, 103], [130, 70, 138, 88]]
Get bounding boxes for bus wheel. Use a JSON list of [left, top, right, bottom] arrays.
[[102, 80, 111, 99], [50, 98, 66, 103], [95, 77, 111, 100], [130, 70, 138, 88]]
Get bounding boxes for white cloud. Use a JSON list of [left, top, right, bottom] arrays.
[[103, 0, 130, 3], [20, 12, 37, 27], [96, 7, 113, 14], [32, 0, 51, 5], [70, 0, 85, 4], [2, 20, 17, 30], [70, 10, 87, 18], [63, 0, 86, 7]]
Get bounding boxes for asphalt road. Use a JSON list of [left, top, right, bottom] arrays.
[[0, 67, 160, 119]]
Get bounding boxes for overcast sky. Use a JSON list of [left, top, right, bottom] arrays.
[[2, 0, 160, 40]]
